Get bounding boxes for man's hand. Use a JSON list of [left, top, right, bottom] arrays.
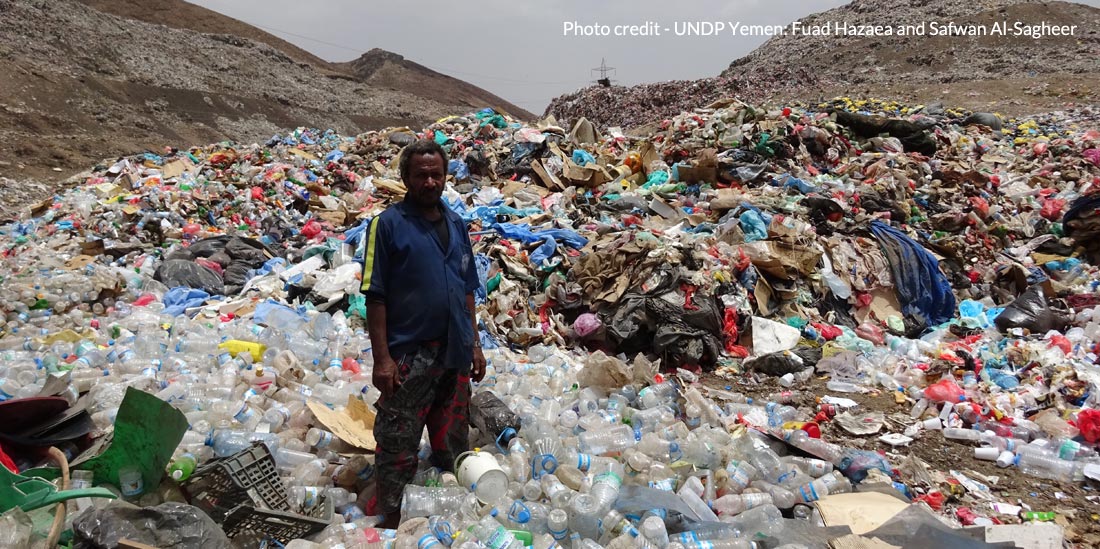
[[471, 347, 486, 383], [374, 355, 401, 400]]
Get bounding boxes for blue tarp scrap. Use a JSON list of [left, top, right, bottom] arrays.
[[529, 237, 558, 267], [870, 220, 956, 328], [489, 222, 588, 250], [163, 287, 215, 316]]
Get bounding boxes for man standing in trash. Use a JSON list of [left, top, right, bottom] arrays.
[[360, 140, 486, 527]]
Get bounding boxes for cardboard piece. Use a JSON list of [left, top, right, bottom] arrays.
[[710, 188, 745, 210], [742, 241, 823, 280], [286, 148, 318, 161], [307, 397, 376, 451], [815, 492, 909, 535], [160, 158, 194, 179], [675, 149, 718, 184], [373, 178, 407, 196], [531, 159, 565, 191], [65, 255, 97, 270], [561, 159, 607, 187]]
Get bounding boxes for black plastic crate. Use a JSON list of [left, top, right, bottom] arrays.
[[181, 442, 331, 543]]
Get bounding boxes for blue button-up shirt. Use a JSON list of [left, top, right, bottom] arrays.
[[360, 200, 479, 371]]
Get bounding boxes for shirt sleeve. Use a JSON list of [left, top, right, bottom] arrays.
[[463, 229, 480, 295], [360, 216, 390, 300]]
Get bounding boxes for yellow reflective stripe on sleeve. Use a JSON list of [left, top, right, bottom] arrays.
[[360, 219, 380, 292]]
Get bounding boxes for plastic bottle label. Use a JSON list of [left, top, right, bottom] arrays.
[[595, 471, 623, 490], [575, 453, 592, 471], [234, 405, 255, 424], [777, 468, 798, 484], [677, 532, 699, 544], [316, 430, 334, 449], [649, 478, 676, 491], [728, 467, 751, 489], [418, 534, 442, 549], [798, 483, 819, 503], [483, 527, 513, 549], [300, 487, 319, 508]]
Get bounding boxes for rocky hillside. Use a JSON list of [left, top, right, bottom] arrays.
[[0, 0, 532, 185], [338, 49, 533, 121], [548, 0, 1100, 128]]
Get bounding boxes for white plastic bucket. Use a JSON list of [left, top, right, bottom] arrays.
[[455, 450, 508, 504]]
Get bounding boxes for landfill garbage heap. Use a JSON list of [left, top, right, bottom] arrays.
[[0, 99, 1098, 547]]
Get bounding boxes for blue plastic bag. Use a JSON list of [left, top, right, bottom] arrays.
[[572, 150, 596, 166], [739, 210, 768, 242], [448, 159, 470, 181]]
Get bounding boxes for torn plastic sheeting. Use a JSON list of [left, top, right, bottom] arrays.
[[162, 287, 212, 316], [870, 220, 956, 330], [489, 222, 588, 250], [253, 301, 308, 328], [773, 174, 817, 194], [72, 501, 232, 548], [529, 236, 558, 267], [342, 218, 371, 252], [750, 316, 801, 355]]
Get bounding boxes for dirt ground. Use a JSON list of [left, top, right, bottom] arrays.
[[702, 372, 1100, 547]]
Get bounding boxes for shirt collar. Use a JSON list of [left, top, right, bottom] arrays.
[[397, 199, 454, 222]]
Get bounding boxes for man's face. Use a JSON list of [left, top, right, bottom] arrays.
[[405, 152, 446, 207]]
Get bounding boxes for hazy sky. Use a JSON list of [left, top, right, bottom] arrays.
[[188, 0, 1100, 115]]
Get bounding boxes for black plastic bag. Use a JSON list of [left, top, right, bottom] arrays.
[[994, 285, 1068, 333], [470, 391, 520, 447], [745, 351, 808, 376], [155, 259, 225, 295], [73, 502, 231, 549]]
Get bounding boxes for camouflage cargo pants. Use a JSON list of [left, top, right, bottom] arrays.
[[368, 343, 471, 515]]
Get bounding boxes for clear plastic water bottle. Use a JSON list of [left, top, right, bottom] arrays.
[[546, 508, 569, 543], [400, 485, 468, 519], [638, 380, 678, 409], [784, 429, 844, 464], [749, 481, 796, 509], [566, 494, 601, 541], [1015, 452, 1083, 482], [469, 513, 523, 549], [712, 492, 773, 517], [781, 456, 832, 478], [578, 425, 636, 455], [943, 427, 980, 442], [588, 460, 624, 513], [641, 516, 670, 548]]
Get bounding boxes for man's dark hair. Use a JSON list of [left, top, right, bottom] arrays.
[[399, 140, 448, 183]]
